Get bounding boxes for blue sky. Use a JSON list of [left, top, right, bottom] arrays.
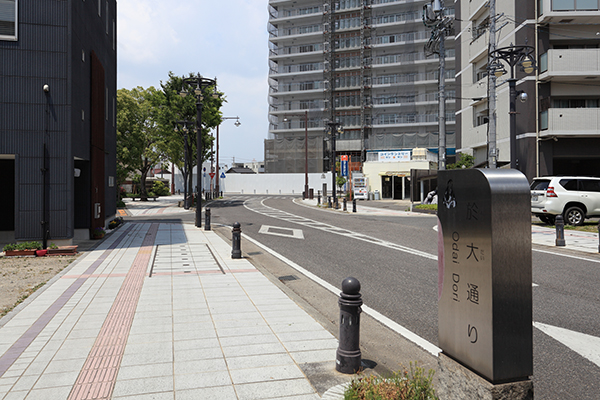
[[117, 0, 269, 166]]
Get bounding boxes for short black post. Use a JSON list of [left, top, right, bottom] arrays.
[[343, 197, 347, 212], [336, 277, 362, 374], [352, 198, 357, 213], [317, 194, 321, 205], [335, 198, 339, 210], [302, 191, 306, 200], [328, 196, 332, 208], [220, 191, 223, 198], [232, 222, 242, 259], [555, 215, 566, 246], [204, 208, 211, 231]]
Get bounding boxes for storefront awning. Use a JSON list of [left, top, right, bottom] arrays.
[[379, 171, 410, 177]]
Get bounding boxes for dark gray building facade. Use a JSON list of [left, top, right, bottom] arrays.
[[0, 0, 117, 244]]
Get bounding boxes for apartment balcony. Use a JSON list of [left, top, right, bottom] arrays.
[[540, 108, 600, 136], [539, 49, 600, 81], [538, 0, 600, 23]]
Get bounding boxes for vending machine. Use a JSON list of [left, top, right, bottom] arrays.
[[352, 173, 368, 200]]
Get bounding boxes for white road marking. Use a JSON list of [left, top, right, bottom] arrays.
[[258, 225, 304, 239], [532, 248, 600, 264], [244, 199, 437, 260], [534, 322, 600, 368], [242, 232, 442, 357]]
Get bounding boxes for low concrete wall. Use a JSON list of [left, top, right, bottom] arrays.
[[220, 172, 333, 195]]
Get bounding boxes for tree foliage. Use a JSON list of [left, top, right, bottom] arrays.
[[116, 72, 224, 198], [117, 86, 164, 198], [447, 153, 475, 169], [157, 72, 224, 175]]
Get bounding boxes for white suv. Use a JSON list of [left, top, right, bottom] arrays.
[[531, 176, 600, 226]]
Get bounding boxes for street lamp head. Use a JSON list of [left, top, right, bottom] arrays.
[[179, 90, 188, 98], [43, 84, 50, 93], [234, 119, 241, 127], [521, 56, 535, 74], [494, 67, 506, 78]]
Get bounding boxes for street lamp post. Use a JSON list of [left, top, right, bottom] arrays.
[[179, 75, 218, 228], [283, 111, 309, 198], [489, 44, 536, 170], [216, 116, 241, 197], [174, 121, 193, 209], [327, 122, 343, 208]]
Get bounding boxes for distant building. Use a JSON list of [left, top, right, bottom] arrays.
[[265, 0, 456, 175], [0, 0, 117, 243]]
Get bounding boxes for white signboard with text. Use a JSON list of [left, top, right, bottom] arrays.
[[378, 151, 411, 162]]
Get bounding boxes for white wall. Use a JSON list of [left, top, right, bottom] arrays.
[[219, 172, 333, 195]]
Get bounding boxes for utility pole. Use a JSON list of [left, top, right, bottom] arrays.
[[488, 0, 498, 169], [423, 0, 452, 171], [438, 18, 446, 171]]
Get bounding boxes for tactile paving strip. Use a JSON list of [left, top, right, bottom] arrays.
[[67, 223, 158, 400], [0, 225, 135, 379]]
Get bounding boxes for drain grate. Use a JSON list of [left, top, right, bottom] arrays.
[[279, 275, 299, 282]]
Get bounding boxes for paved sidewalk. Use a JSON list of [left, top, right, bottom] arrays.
[[121, 195, 189, 217], [0, 220, 342, 399]]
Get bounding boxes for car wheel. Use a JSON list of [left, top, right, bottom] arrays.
[[564, 206, 585, 226]]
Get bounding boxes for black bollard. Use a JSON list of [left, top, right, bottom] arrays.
[[343, 197, 347, 212], [317, 194, 321, 205], [352, 198, 357, 213], [328, 196, 332, 209], [232, 222, 242, 259], [555, 214, 566, 246], [336, 277, 362, 374], [204, 208, 211, 231], [335, 198, 339, 210]]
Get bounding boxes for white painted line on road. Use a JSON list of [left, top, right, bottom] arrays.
[[244, 199, 437, 261], [258, 225, 304, 239], [533, 248, 600, 264], [534, 322, 600, 368], [241, 233, 441, 357]]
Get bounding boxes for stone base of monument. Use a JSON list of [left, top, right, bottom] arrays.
[[436, 353, 534, 400]]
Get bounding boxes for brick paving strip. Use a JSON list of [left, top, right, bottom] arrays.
[[0, 225, 135, 378], [67, 223, 158, 400]]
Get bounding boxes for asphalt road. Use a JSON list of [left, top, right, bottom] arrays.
[[127, 195, 600, 399]]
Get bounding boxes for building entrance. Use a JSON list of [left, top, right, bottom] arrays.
[[0, 159, 15, 231], [381, 175, 410, 199]]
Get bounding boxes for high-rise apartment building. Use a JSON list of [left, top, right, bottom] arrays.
[[456, 0, 600, 179], [266, 0, 456, 179]]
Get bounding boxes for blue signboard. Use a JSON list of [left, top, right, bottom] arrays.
[[341, 155, 348, 176], [220, 172, 226, 179]]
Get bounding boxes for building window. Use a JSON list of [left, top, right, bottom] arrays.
[[0, 0, 17, 41], [553, 0, 599, 10]]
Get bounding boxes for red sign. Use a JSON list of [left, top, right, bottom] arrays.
[[209, 172, 215, 179], [341, 155, 348, 161]]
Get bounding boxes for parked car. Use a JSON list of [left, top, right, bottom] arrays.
[[531, 176, 600, 226]]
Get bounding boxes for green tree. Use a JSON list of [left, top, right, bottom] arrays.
[[117, 86, 165, 200], [447, 153, 475, 169], [336, 176, 347, 191]]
